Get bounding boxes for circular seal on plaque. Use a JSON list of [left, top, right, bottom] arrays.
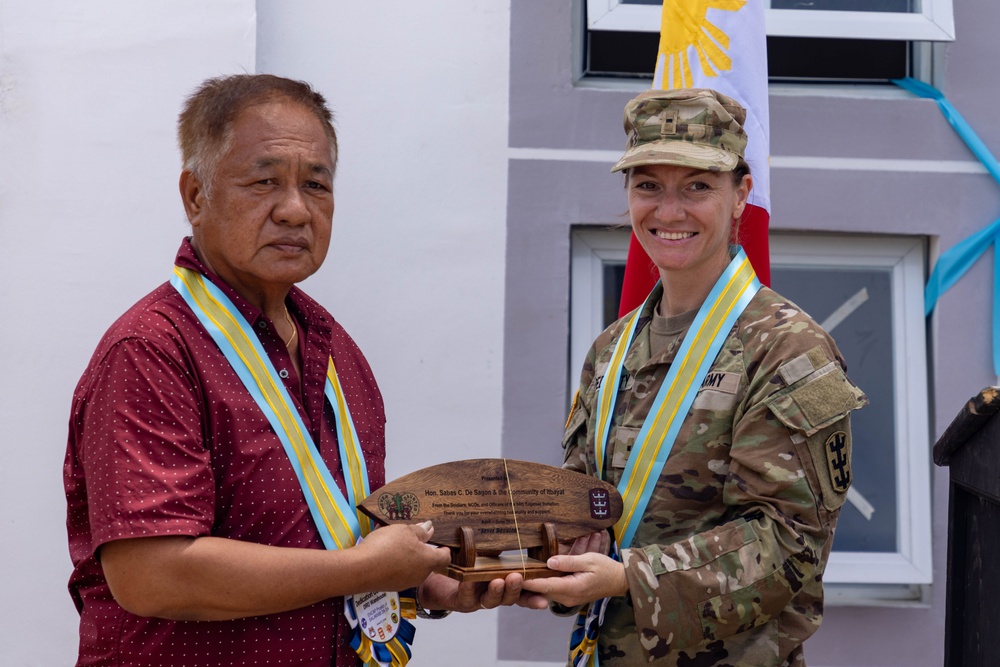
[[377, 491, 420, 520], [350, 590, 401, 644]]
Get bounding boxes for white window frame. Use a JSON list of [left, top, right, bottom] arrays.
[[570, 228, 630, 391], [569, 229, 933, 589], [770, 233, 932, 586], [586, 0, 955, 42]]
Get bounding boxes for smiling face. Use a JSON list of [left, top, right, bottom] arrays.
[[181, 99, 335, 309], [627, 163, 750, 291]]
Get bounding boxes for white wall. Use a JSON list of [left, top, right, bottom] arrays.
[[256, 0, 510, 483], [0, 1, 516, 664], [256, 2, 514, 663]]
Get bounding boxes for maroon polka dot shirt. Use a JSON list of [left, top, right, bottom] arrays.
[[64, 239, 385, 666]]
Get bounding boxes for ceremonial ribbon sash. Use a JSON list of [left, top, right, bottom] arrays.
[[892, 77, 1000, 376], [568, 248, 761, 666], [170, 266, 414, 666]]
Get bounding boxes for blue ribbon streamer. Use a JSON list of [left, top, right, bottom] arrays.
[[348, 617, 415, 666], [894, 77, 1000, 374]]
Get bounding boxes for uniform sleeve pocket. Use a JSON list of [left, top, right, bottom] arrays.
[[700, 570, 786, 642], [764, 357, 867, 512], [765, 361, 867, 437]]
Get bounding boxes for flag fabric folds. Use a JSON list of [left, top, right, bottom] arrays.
[[619, 0, 771, 316]]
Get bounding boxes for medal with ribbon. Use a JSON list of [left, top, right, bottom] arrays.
[[567, 248, 761, 666], [171, 266, 417, 666]]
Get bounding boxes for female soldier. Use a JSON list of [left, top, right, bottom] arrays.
[[522, 88, 867, 666]]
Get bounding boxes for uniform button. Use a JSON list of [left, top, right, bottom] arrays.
[[279, 369, 290, 378], [258, 320, 267, 329]]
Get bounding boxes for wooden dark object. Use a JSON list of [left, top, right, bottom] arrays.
[[358, 458, 622, 581], [933, 386, 1000, 667]]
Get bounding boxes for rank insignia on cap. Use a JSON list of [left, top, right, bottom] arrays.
[[825, 431, 851, 493], [660, 110, 678, 137]]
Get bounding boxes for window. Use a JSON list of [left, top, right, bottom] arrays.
[[569, 228, 628, 392], [569, 228, 932, 594], [584, 0, 954, 82], [587, 0, 955, 40]]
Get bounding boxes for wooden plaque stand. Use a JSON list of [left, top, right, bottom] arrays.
[[448, 523, 561, 582]]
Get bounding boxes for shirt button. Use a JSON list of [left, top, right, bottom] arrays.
[[279, 369, 290, 378], [258, 320, 267, 329]]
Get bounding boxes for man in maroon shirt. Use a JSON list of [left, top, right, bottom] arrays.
[[64, 74, 527, 666]]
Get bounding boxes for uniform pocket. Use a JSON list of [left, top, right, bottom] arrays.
[[764, 350, 867, 512]]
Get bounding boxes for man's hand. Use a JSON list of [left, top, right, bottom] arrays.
[[418, 571, 549, 613], [352, 521, 452, 592], [560, 531, 611, 557]]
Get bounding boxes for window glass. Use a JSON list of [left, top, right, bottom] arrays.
[[770, 0, 914, 11], [586, 31, 909, 82], [770, 265, 898, 553], [602, 262, 626, 330]]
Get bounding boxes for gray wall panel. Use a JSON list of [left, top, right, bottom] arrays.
[[502, 0, 1000, 663]]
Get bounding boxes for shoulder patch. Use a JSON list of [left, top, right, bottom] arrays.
[[825, 430, 851, 493]]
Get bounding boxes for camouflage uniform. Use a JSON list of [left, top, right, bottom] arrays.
[[562, 282, 867, 666]]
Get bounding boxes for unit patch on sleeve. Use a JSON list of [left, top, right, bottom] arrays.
[[825, 430, 851, 493]]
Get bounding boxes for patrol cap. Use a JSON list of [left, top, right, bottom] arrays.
[[611, 88, 748, 173]]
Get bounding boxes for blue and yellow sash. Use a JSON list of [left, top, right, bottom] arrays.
[[569, 248, 760, 666], [171, 266, 412, 666]]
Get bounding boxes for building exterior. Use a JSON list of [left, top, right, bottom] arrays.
[[2, 1, 994, 664]]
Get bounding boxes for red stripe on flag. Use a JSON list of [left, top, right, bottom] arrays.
[[737, 204, 770, 288], [616, 204, 771, 317], [618, 232, 659, 318]]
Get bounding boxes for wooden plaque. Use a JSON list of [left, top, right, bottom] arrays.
[[358, 458, 622, 581]]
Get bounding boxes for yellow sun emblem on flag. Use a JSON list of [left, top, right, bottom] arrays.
[[657, 0, 746, 89]]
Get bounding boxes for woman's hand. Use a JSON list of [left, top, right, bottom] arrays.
[[520, 552, 628, 608], [520, 531, 623, 608]]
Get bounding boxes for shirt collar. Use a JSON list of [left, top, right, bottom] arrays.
[[174, 237, 332, 332]]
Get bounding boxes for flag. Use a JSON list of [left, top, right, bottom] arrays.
[[618, 0, 771, 316]]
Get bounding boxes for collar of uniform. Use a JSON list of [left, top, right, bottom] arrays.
[[621, 282, 663, 376]]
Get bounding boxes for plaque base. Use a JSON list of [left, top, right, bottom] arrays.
[[447, 555, 561, 582], [444, 522, 562, 582]]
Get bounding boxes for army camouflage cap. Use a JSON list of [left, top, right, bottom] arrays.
[[611, 88, 748, 173]]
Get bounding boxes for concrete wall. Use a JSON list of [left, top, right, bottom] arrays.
[[0, 2, 511, 665], [256, 2, 513, 663], [0, 3, 255, 664]]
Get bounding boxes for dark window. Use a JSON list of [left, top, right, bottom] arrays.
[[585, 30, 910, 82]]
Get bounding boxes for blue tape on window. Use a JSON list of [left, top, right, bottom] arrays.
[[894, 77, 1000, 375]]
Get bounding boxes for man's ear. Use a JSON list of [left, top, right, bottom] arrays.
[[179, 170, 207, 226]]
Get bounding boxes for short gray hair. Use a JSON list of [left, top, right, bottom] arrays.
[[178, 74, 338, 195]]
